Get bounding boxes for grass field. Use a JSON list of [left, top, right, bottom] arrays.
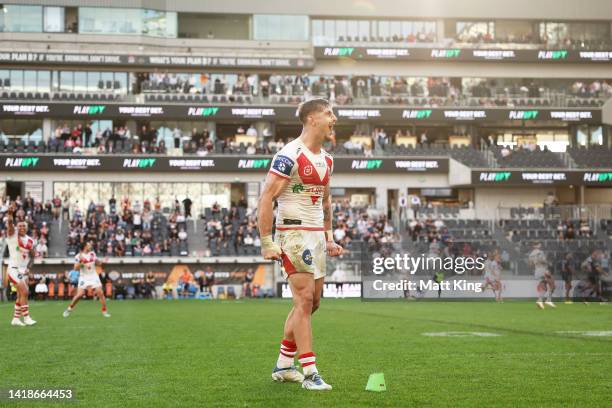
[[1, 298, 611, 407]]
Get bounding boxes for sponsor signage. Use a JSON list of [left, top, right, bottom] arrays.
[[314, 47, 612, 63], [335, 158, 448, 173], [0, 51, 315, 69], [0, 104, 601, 123], [336, 109, 381, 120], [0, 155, 449, 174], [472, 171, 612, 186]]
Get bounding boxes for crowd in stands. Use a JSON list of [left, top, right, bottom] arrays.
[[203, 200, 260, 257], [66, 197, 189, 257], [332, 200, 398, 256], [0, 194, 52, 259]]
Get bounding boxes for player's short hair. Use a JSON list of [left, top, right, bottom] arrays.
[[297, 98, 330, 124]]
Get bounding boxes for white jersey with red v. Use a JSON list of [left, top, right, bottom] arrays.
[[75, 251, 98, 278], [7, 233, 34, 270], [268, 138, 333, 231]]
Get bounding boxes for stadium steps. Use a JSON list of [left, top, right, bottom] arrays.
[[492, 223, 522, 275], [48, 218, 66, 258], [186, 219, 207, 256]]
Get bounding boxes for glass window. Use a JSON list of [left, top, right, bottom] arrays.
[[253, 14, 309, 41], [87, 72, 101, 92], [590, 126, 603, 145], [38, 71, 51, 92], [59, 71, 73, 92], [142, 9, 176, 38], [74, 71, 87, 93], [358, 20, 369, 40], [378, 21, 389, 39], [10, 71, 23, 91], [44, 7, 64, 32], [79, 7, 142, 35], [347, 20, 359, 39], [1, 5, 43, 32], [23, 71, 37, 93], [576, 125, 588, 146], [336, 20, 347, 40], [324, 20, 335, 39], [312, 19, 324, 45], [389, 21, 401, 39]]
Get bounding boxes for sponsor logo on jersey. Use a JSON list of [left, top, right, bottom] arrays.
[[302, 249, 313, 265], [292, 183, 305, 194], [271, 155, 293, 175]]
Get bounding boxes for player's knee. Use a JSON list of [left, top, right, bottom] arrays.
[[311, 299, 320, 314], [296, 292, 314, 314]]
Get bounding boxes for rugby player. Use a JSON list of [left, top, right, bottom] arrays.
[[483, 251, 503, 302], [528, 242, 556, 309], [6, 203, 37, 326], [63, 241, 111, 318], [258, 98, 343, 391]]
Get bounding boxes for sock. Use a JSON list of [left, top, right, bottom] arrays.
[[13, 302, 21, 319], [537, 294, 543, 302], [21, 304, 29, 317], [277, 339, 297, 369], [102, 306, 107, 313], [298, 352, 318, 377], [546, 290, 553, 302]]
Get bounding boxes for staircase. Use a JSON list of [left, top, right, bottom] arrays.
[[186, 219, 208, 257], [48, 218, 66, 258]]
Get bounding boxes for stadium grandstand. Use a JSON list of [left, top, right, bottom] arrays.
[[0, 0, 610, 301], [0, 1, 611, 404]]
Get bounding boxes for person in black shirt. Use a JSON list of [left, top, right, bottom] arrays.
[[561, 253, 575, 303], [182, 197, 192, 218], [243, 268, 255, 298]]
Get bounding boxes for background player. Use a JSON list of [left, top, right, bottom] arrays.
[[63, 241, 111, 318], [528, 242, 555, 309], [483, 251, 503, 302], [6, 203, 37, 326], [561, 252, 575, 304], [258, 98, 343, 391]]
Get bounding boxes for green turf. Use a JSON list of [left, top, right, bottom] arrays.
[[1, 299, 611, 407]]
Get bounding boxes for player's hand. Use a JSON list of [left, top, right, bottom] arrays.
[[326, 241, 344, 257], [261, 244, 282, 261], [261, 235, 282, 261]]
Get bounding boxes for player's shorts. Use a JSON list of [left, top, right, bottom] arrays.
[[7, 266, 27, 284], [484, 275, 500, 285], [78, 275, 102, 289], [561, 272, 573, 284], [534, 269, 550, 281], [275, 229, 326, 280]]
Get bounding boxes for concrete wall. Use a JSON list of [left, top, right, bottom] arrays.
[[473, 187, 555, 219]]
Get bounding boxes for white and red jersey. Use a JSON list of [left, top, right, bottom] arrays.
[[6, 232, 34, 271], [268, 138, 333, 230], [75, 251, 98, 279]]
